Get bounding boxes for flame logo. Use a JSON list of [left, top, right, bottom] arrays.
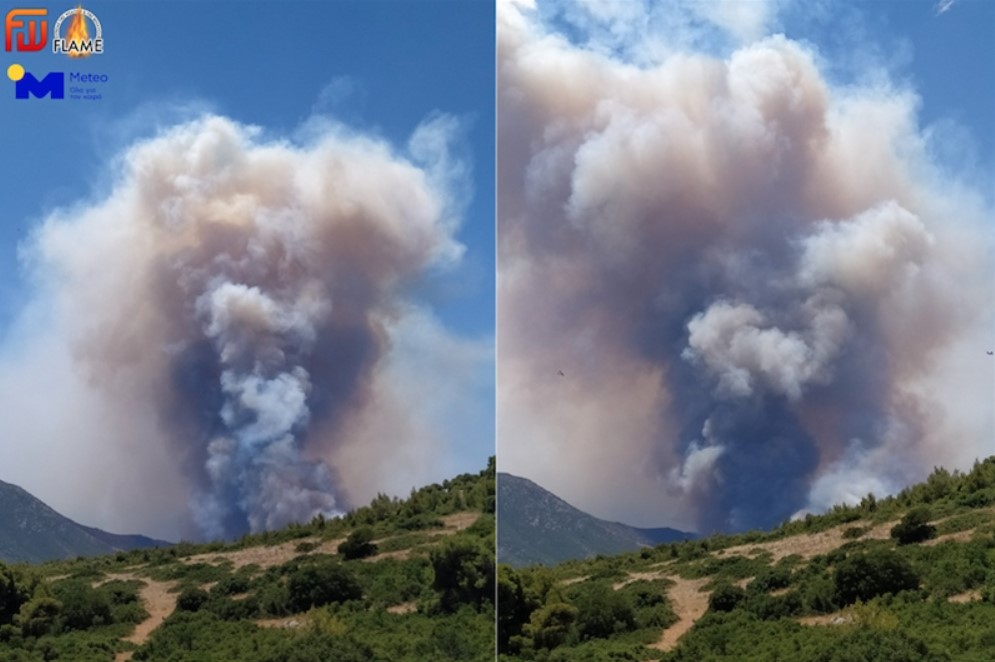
[[64, 6, 89, 58]]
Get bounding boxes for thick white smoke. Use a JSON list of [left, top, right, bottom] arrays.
[[498, 0, 993, 532], [0, 114, 490, 540]]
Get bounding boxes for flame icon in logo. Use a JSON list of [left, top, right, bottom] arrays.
[[52, 5, 102, 58]]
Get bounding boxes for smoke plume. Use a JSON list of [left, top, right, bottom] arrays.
[[0, 114, 489, 540], [498, 0, 993, 533]]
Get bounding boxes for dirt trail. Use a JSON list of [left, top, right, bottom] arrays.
[[923, 529, 976, 547], [647, 577, 711, 652], [558, 575, 589, 587], [612, 571, 668, 591], [948, 589, 982, 603], [182, 537, 344, 570], [717, 520, 896, 562], [441, 512, 480, 530], [387, 601, 418, 614], [178, 512, 479, 570], [98, 573, 177, 662], [799, 612, 852, 626]]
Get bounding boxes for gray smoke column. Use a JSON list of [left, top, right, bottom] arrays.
[[0, 114, 480, 540], [498, 0, 993, 533]]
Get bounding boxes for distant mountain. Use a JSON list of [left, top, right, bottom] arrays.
[[498, 472, 694, 567], [0, 479, 170, 564]]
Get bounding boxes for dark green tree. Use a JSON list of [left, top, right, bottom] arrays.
[[430, 537, 495, 612], [574, 586, 636, 639], [709, 583, 747, 613], [287, 561, 362, 612], [890, 507, 936, 545], [338, 527, 378, 560], [834, 550, 920, 606], [527, 602, 577, 650]]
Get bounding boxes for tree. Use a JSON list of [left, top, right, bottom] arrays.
[[709, 583, 747, 613], [52, 580, 112, 630], [890, 508, 936, 545], [834, 550, 920, 606], [0, 563, 25, 625], [430, 537, 495, 612], [338, 527, 378, 560], [176, 587, 210, 612], [527, 602, 577, 650], [18, 597, 62, 638], [287, 561, 362, 612], [574, 586, 636, 639]]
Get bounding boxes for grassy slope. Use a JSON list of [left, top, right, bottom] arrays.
[[0, 459, 496, 662], [498, 456, 995, 662]]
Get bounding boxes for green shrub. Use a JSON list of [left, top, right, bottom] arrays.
[[834, 550, 920, 606], [176, 587, 209, 612], [891, 508, 937, 545], [709, 583, 747, 613], [574, 586, 635, 640], [430, 537, 495, 612], [287, 561, 362, 611], [339, 527, 378, 560]]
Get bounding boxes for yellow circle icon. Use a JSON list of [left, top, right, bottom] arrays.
[[6, 64, 25, 82]]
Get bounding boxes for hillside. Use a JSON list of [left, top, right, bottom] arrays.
[[0, 479, 169, 564], [0, 459, 496, 662], [498, 473, 693, 567], [498, 457, 995, 661]]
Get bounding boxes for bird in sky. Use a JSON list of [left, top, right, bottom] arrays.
[[558, 370, 565, 376]]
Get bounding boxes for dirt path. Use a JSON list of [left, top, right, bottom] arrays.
[[948, 589, 982, 603], [612, 571, 668, 591], [181, 537, 344, 570], [923, 529, 976, 547], [717, 520, 896, 562], [387, 601, 418, 614], [441, 512, 480, 531], [558, 575, 589, 587], [799, 612, 852, 626], [179, 513, 479, 571], [647, 577, 711, 652], [100, 573, 177, 662]]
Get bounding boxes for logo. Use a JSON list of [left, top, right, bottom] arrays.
[[52, 6, 102, 57], [7, 63, 107, 100], [7, 64, 63, 99], [5, 8, 47, 52]]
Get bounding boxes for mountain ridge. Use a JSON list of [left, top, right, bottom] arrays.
[[498, 471, 694, 567], [0, 477, 170, 563]]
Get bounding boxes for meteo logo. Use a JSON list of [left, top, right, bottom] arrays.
[[5, 8, 48, 52], [7, 64, 63, 99]]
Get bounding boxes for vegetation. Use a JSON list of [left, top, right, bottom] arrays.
[[0, 458, 496, 661], [499, 456, 995, 661]]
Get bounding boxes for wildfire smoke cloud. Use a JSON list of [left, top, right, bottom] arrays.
[[498, 0, 993, 533]]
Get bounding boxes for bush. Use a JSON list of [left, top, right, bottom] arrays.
[[709, 583, 747, 613], [52, 580, 112, 630], [176, 587, 210, 612], [0, 563, 26, 625], [528, 602, 578, 650], [338, 527, 378, 560], [574, 586, 636, 639], [430, 537, 495, 612], [891, 508, 937, 545], [834, 550, 920, 606], [287, 561, 362, 612]]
